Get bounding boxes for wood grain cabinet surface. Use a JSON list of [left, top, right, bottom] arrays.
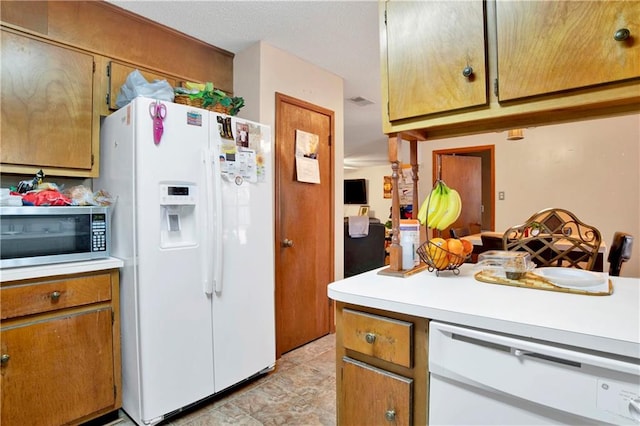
[[380, 0, 640, 139], [496, 1, 640, 101], [1, 0, 233, 178], [0, 269, 121, 426], [336, 302, 428, 426], [1, 29, 95, 173], [385, 1, 487, 121]]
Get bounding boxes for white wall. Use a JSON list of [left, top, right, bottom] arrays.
[[234, 41, 345, 280], [347, 114, 640, 277]]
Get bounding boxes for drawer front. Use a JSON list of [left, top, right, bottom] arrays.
[[1, 274, 112, 319], [342, 308, 413, 368], [341, 357, 412, 426]]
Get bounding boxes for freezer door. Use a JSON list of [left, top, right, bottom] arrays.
[[131, 98, 216, 422]]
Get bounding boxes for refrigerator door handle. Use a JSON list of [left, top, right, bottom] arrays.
[[211, 145, 224, 294], [203, 149, 215, 295]]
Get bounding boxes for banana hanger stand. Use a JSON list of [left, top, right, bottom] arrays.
[[415, 179, 467, 276]]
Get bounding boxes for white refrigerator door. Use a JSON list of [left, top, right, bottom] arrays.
[[210, 115, 276, 392], [131, 97, 215, 422]]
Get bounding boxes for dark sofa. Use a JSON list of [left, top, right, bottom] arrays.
[[344, 218, 386, 277]]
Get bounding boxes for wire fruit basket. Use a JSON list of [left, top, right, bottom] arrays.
[[417, 240, 468, 275], [416, 179, 470, 275]]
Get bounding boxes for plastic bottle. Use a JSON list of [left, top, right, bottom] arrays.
[[401, 233, 414, 270]]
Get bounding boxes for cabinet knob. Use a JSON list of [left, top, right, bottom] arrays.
[[282, 238, 294, 248], [365, 332, 376, 344], [1, 354, 9, 364], [462, 66, 474, 78], [614, 28, 630, 41], [50, 291, 61, 301], [385, 410, 396, 422]]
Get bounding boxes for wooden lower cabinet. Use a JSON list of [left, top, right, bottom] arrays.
[[0, 269, 121, 426], [336, 302, 429, 425], [342, 357, 413, 425]]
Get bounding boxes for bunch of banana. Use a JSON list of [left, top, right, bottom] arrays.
[[417, 180, 462, 230]]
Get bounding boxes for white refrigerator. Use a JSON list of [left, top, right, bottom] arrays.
[[96, 96, 275, 425]]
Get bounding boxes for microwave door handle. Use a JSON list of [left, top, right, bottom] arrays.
[[211, 144, 223, 294], [202, 149, 214, 295]]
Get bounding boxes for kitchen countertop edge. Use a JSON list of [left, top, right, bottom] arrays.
[[1, 257, 124, 282], [328, 266, 640, 360]]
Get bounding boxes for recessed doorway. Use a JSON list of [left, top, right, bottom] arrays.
[[432, 145, 495, 237]]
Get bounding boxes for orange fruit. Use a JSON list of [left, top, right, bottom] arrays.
[[460, 239, 473, 256], [446, 238, 465, 262], [428, 238, 449, 269]]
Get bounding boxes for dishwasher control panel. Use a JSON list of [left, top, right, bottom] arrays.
[[597, 378, 640, 423]]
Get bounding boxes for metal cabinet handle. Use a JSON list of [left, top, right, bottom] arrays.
[[614, 28, 630, 41], [282, 238, 294, 248], [1, 354, 9, 364], [385, 410, 396, 422], [462, 66, 473, 78], [365, 333, 376, 344], [50, 291, 61, 301]]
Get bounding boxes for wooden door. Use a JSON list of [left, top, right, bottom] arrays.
[[275, 93, 334, 356], [439, 155, 482, 238], [385, 1, 487, 120]]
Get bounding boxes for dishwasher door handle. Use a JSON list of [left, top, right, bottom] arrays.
[[511, 348, 534, 357], [432, 322, 639, 375]]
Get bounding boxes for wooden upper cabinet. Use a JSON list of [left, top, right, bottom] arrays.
[[1, 30, 94, 171], [496, 1, 640, 101], [384, 1, 487, 121], [108, 61, 179, 110]]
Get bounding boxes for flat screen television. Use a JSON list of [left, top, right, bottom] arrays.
[[344, 179, 367, 205]]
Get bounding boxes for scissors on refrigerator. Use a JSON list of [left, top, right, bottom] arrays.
[[149, 100, 167, 145]]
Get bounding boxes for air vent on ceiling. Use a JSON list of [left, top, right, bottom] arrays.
[[348, 96, 374, 107]]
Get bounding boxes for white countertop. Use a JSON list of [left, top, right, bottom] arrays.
[[0, 257, 124, 282], [328, 264, 640, 359]]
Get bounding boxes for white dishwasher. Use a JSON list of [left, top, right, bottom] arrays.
[[428, 321, 640, 425]]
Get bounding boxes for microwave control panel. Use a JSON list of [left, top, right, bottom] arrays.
[[91, 213, 108, 252]]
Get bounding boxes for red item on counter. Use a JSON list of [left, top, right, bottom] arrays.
[[21, 190, 72, 206]]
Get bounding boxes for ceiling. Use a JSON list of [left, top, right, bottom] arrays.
[[108, 0, 388, 169]]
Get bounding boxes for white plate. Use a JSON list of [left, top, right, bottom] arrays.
[[535, 267, 606, 290]]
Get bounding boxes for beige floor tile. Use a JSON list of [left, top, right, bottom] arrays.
[[116, 333, 336, 425]]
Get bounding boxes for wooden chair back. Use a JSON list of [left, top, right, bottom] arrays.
[[449, 226, 471, 238], [608, 232, 633, 276], [502, 208, 602, 270]]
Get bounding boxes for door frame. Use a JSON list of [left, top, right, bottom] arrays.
[[432, 145, 495, 232], [274, 93, 335, 357]]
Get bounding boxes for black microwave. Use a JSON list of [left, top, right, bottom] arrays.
[[0, 206, 111, 269]]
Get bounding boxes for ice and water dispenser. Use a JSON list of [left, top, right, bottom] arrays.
[[159, 183, 198, 248]]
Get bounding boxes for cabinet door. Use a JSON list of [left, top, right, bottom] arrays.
[[497, 1, 640, 101], [384, 1, 487, 121], [341, 357, 412, 426], [108, 61, 179, 110], [1, 30, 94, 170], [0, 309, 115, 426]]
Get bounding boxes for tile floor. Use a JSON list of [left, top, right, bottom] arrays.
[[116, 333, 336, 426]]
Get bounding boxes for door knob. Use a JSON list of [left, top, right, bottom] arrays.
[[614, 28, 630, 41], [282, 238, 294, 248]]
